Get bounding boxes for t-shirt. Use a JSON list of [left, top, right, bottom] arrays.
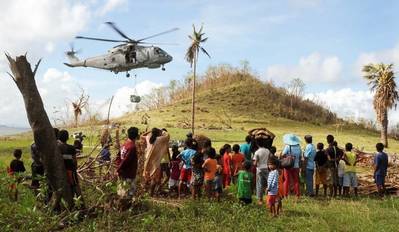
[[253, 147, 271, 171], [10, 159, 26, 173], [237, 170, 253, 199], [117, 139, 138, 179], [100, 147, 111, 161], [180, 148, 197, 169], [325, 145, 344, 165], [374, 152, 388, 176], [170, 159, 181, 180], [231, 152, 245, 176], [222, 152, 232, 175], [304, 144, 316, 170], [240, 143, 251, 161], [345, 151, 357, 173], [203, 158, 217, 180], [282, 145, 302, 169], [267, 169, 279, 195], [338, 160, 346, 177], [314, 150, 328, 167], [192, 152, 204, 170]]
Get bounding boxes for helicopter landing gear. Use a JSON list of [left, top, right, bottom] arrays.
[[161, 65, 165, 71]]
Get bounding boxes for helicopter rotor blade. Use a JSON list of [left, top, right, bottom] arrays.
[[105, 22, 135, 42], [136, 28, 179, 42], [75, 36, 127, 43], [136, 41, 179, 46]]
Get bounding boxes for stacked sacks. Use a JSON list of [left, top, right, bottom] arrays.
[[248, 128, 276, 151]]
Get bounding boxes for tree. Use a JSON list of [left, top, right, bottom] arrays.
[[5, 54, 73, 209], [287, 78, 305, 113], [71, 89, 89, 128], [185, 24, 210, 135], [362, 63, 399, 147]]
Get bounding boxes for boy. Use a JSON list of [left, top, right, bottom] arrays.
[[337, 154, 346, 196], [374, 143, 388, 197], [9, 149, 26, 201], [178, 138, 197, 199], [237, 161, 253, 204], [168, 145, 181, 196], [191, 149, 204, 200], [343, 143, 358, 197], [267, 157, 279, 217], [240, 135, 252, 162], [202, 149, 217, 200], [314, 143, 328, 197], [231, 144, 245, 184]]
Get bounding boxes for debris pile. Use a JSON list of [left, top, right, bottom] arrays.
[[355, 149, 399, 195]]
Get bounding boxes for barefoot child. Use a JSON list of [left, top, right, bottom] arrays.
[[314, 143, 328, 197], [169, 145, 181, 196], [343, 143, 358, 197], [8, 149, 26, 201], [231, 144, 245, 184], [202, 149, 217, 200], [237, 161, 253, 204], [267, 157, 279, 217], [374, 143, 388, 198]]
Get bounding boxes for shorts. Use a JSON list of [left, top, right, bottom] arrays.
[[267, 195, 277, 207], [205, 179, 215, 191], [168, 178, 179, 188], [338, 176, 344, 186], [191, 169, 204, 186], [315, 166, 328, 185], [375, 174, 386, 186], [343, 172, 358, 188], [214, 175, 223, 193], [180, 168, 192, 183]]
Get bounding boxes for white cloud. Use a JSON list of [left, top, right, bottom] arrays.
[[305, 88, 399, 126], [96, 0, 127, 16], [355, 43, 399, 76], [265, 52, 342, 85]]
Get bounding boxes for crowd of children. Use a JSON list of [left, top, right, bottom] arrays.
[[8, 130, 391, 216]]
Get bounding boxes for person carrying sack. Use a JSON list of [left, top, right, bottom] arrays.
[[281, 134, 302, 198]]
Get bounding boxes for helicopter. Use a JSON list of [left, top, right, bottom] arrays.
[[64, 22, 178, 77]]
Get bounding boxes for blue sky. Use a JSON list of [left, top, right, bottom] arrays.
[[1, 0, 399, 126]]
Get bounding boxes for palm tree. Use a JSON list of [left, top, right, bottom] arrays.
[[185, 24, 210, 135], [362, 63, 399, 147]]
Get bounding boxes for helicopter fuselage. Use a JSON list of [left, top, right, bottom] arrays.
[[65, 44, 173, 73]]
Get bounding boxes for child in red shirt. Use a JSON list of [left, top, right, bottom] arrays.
[[231, 144, 245, 184], [169, 145, 181, 195], [222, 144, 232, 188]]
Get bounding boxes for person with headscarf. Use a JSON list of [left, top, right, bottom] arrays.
[[142, 128, 170, 196]]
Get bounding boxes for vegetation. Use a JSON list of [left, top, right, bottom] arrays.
[[362, 63, 399, 147]]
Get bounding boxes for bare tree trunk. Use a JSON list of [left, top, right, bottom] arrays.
[[191, 53, 197, 135], [6, 54, 73, 209], [74, 112, 78, 128], [381, 110, 388, 148]]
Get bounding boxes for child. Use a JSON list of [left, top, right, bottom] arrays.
[[374, 143, 388, 197], [191, 148, 204, 200], [8, 149, 26, 201], [337, 155, 346, 196], [231, 144, 245, 184], [277, 161, 284, 214], [169, 145, 181, 196], [314, 143, 328, 197], [202, 149, 217, 200], [343, 143, 358, 197], [214, 148, 224, 201], [237, 161, 253, 204], [222, 144, 232, 188], [267, 157, 279, 217]]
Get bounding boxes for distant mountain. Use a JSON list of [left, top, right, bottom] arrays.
[[0, 125, 30, 136]]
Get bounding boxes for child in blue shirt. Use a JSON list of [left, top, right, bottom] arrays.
[[267, 157, 279, 217], [374, 143, 388, 197]]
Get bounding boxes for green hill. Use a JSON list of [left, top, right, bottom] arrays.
[[117, 64, 398, 152]]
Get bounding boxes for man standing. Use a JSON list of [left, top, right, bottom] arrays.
[[58, 130, 84, 209], [374, 143, 388, 198], [325, 135, 343, 197], [117, 127, 139, 200], [253, 137, 272, 205]]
